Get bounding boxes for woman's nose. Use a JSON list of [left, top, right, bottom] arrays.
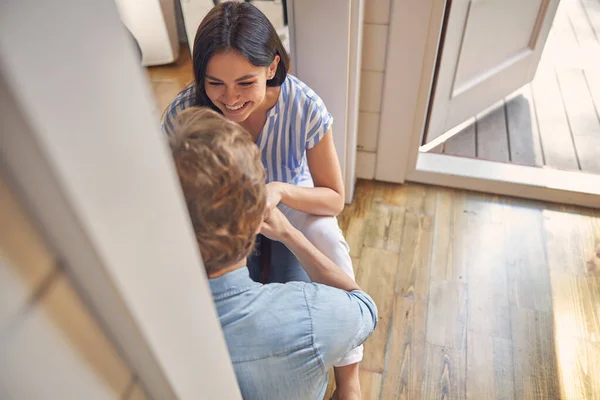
[[223, 86, 240, 104]]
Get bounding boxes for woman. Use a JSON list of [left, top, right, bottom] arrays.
[[162, 3, 363, 398]]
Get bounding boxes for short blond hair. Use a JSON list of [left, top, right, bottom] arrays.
[[170, 107, 266, 275]]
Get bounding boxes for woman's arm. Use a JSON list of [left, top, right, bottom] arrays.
[[269, 129, 345, 216]]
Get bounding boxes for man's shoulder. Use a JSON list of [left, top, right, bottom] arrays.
[[219, 282, 315, 362], [220, 281, 353, 333]]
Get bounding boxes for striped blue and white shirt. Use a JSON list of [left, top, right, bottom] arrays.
[[162, 74, 333, 185]]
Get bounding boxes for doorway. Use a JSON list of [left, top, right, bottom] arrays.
[[424, 0, 600, 176], [376, 0, 600, 209]]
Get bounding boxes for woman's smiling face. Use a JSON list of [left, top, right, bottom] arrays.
[[204, 50, 278, 123]]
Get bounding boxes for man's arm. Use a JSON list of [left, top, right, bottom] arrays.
[[303, 283, 378, 367], [260, 208, 359, 292], [261, 208, 378, 365]]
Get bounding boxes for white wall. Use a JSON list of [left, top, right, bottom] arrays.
[[292, 0, 363, 203], [356, 0, 391, 179], [0, 0, 241, 398], [180, 0, 215, 52], [114, 0, 180, 66], [0, 173, 147, 400]]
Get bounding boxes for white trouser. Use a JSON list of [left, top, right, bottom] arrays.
[[278, 199, 363, 367]]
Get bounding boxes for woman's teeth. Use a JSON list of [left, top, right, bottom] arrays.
[[225, 102, 246, 111]]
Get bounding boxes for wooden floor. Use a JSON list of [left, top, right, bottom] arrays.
[[145, 39, 600, 400], [145, 45, 194, 119], [325, 179, 600, 400], [433, 0, 600, 175]]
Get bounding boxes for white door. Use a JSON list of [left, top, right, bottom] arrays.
[[376, 0, 600, 209], [426, 0, 560, 143], [1, 0, 242, 398]]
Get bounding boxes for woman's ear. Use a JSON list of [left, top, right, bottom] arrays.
[[268, 55, 280, 78]]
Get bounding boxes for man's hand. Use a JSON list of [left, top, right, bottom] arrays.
[[260, 207, 294, 243], [264, 182, 285, 222]]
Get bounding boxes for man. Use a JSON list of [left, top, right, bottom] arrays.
[[169, 107, 377, 400]]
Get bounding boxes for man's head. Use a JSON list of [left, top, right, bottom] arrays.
[[170, 107, 266, 275]]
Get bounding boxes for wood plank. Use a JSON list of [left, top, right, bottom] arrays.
[[492, 337, 515, 400], [580, 0, 600, 42], [323, 368, 336, 399], [362, 204, 405, 252], [567, 0, 600, 55], [381, 296, 427, 399], [359, 370, 383, 400], [466, 333, 514, 400], [585, 68, 600, 122], [543, 209, 600, 276], [429, 189, 468, 282], [344, 180, 377, 220], [476, 101, 510, 162], [421, 344, 466, 399], [505, 85, 544, 167], [404, 184, 437, 216], [556, 68, 600, 173], [373, 181, 408, 208], [531, 71, 580, 171], [505, 203, 553, 313], [464, 196, 511, 339], [511, 308, 561, 399], [374, 183, 437, 216], [566, 0, 600, 105], [356, 247, 399, 372], [338, 179, 377, 258], [551, 272, 600, 400], [551, 274, 600, 343], [539, 0, 584, 71], [145, 47, 192, 83], [554, 337, 600, 399], [145, 47, 194, 115], [444, 122, 476, 158], [395, 212, 433, 302], [426, 280, 468, 350]]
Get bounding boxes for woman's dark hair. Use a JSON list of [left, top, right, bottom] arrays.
[[192, 2, 290, 112]]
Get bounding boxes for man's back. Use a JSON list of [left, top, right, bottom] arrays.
[[209, 268, 378, 400]]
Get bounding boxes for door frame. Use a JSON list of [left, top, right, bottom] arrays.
[[1, 0, 242, 398], [286, 0, 363, 203], [376, 0, 600, 209]]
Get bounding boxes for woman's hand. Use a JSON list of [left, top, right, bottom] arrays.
[[264, 182, 285, 221]]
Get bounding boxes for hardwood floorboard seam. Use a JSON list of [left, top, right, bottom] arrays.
[[554, 70, 583, 171], [379, 305, 397, 400], [583, 69, 600, 123], [529, 83, 548, 166], [474, 114, 479, 158], [503, 100, 513, 163], [580, 0, 600, 40], [503, 202, 519, 400]]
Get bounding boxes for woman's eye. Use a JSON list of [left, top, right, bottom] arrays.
[[207, 81, 223, 86], [239, 82, 255, 87]]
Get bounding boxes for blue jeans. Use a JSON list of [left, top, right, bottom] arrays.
[[247, 234, 310, 284], [247, 202, 363, 366]]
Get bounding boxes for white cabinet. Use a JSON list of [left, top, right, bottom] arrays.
[[114, 0, 180, 66]]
